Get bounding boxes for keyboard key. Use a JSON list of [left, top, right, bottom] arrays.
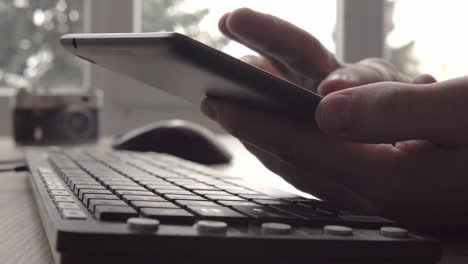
[[88, 199, 128, 213], [64, 177, 91, 185], [170, 179, 198, 184], [64, 173, 90, 178], [78, 189, 113, 200], [102, 181, 137, 188], [50, 190, 69, 196], [82, 194, 119, 206], [108, 185, 147, 191], [130, 201, 180, 209], [140, 208, 195, 224], [44, 180, 62, 186], [217, 201, 258, 207], [94, 205, 138, 221], [66, 175, 92, 182], [122, 195, 166, 203], [228, 189, 260, 195], [100, 179, 136, 184], [144, 180, 178, 187], [42, 175, 58, 180], [115, 190, 155, 198], [193, 190, 232, 196], [134, 165, 178, 177], [39, 167, 54, 174], [54, 196, 75, 203], [139, 180, 174, 186], [62, 209, 87, 219], [43, 177, 60, 182], [215, 185, 246, 192], [69, 180, 100, 186], [152, 189, 193, 195], [180, 184, 218, 191], [73, 184, 105, 194], [253, 199, 287, 205], [271, 204, 339, 225], [187, 205, 248, 225], [232, 206, 299, 223], [57, 202, 80, 210], [205, 195, 246, 201], [174, 200, 219, 207], [188, 177, 221, 184], [164, 194, 207, 201], [239, 194, 275, 200], [48, 185, 65, 190]]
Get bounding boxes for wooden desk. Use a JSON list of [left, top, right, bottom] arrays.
[[0, 136, 466, 264]]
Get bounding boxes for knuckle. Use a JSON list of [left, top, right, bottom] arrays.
[[359, 58, 401, 81]]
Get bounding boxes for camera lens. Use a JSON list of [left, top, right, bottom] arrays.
[[59, 106, 96, 141], [67, 111, 89, 134]]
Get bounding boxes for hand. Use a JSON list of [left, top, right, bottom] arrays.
[[216, 8, 435, 96], [202, 8, 468, 231]]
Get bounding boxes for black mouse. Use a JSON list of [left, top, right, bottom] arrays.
[[112, 119, 232, 165]]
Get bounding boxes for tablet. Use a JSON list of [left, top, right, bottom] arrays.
[[60, 32, 322, 121]]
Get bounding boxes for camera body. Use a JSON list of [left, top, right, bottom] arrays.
[[12, 90, 101, 145]]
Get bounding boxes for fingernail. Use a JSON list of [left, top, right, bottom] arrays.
[[201, 101, 218, 121], [317, 94, 353, 136]]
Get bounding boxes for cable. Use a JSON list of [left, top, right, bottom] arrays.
[[0, 164, 29, 172]]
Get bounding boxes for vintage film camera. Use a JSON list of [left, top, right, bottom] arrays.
[[12, 89, 101, 144]]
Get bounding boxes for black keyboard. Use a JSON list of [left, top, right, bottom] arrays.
[[25, 148, 442, 263]]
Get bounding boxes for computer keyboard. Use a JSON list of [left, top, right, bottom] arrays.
[[25, 148, 442, 263]]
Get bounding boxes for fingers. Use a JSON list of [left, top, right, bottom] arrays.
[[219, 11, 296, 82], [219, 8, 341, 80], [316, 76, 468, 144], [317, 58, 408, 96], [200, 97, 398, 191], [240, 55, 287, 79]]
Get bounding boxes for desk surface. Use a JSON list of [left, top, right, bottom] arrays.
[[0, 137, 467, 264]]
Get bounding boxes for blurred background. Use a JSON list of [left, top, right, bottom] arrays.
[[0, 0, 466, 136]]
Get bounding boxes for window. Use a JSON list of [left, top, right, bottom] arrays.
[[385, 0, 468, 80], [94, 0, 339, 133], [0, 0, 84, 91], [141, 0, 337, 57]]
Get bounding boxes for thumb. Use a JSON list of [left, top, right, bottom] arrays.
[[315, 77, 468, 144]]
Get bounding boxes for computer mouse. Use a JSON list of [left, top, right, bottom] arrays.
[[112, 119, 232, 165]]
